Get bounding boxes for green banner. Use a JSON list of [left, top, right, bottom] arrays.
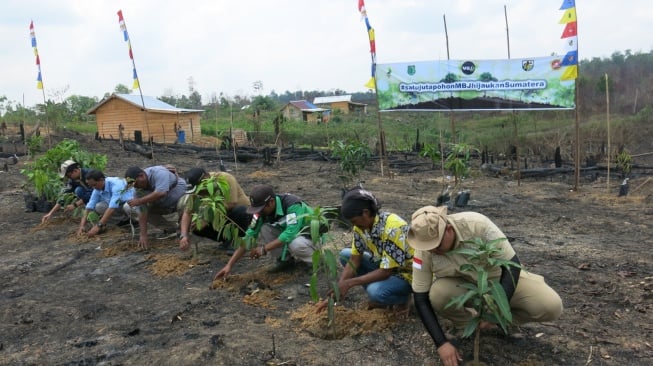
[[376, 56, 575, 111]]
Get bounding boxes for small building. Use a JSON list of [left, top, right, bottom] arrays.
[[280, 100, 328, 124], [313, 95, 367, 115], [87, 93, 203, 144]]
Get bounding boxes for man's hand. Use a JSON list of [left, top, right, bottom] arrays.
[[76, 225, 86, 236], [63, 204, 76, 213], [41, 213, 53, 224], [214, 265, 231, 281], [249, 246, 265, 259], [437, 342, 463, 366], [315, 297, 336, 314], [178, 236, 190, 251], [138, 234, 149, 250], [86, 225, 101, 238], [127, 198, 141, 208]]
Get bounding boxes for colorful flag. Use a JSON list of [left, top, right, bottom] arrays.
[[563, 36, 578, 52], [560, 21, 577, 38], [358, 0, 377, 89], [560, 65, 578, 81], [560, 50, 578, 66], [559, 0, 576, 10], [558, 1, 577, 82], [117, 9, 140, 90], [558, 7, 577, 24], [29, 21, 43, 90]]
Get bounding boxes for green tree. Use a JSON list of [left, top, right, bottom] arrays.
[[445, 237, 521, 366], [65, 95, 98, 123], [114, 84, 130, 94], [329, 139, 372, 188]]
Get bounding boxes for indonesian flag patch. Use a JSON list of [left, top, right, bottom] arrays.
[[413, 256, 423, 270]]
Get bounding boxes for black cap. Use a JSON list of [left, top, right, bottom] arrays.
[[124, 166, 144, 180], [184, 167, 207, 187], [247, 184, 275, 214]]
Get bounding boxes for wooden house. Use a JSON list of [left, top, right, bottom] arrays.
[[87, 93, 203, 144], [313, 95, 367, 115], [280, 100, 328, 124]]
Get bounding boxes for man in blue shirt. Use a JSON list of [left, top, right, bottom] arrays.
[[78, 170, 136, 238]]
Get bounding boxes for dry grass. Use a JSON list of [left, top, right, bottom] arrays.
[[289, 302, 398, 339]]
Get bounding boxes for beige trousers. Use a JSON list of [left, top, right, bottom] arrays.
[[258, 225, 315, 264], [429, 271, 563, 328]]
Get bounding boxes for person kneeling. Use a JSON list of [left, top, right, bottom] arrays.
[[316, 188, 414, 313]]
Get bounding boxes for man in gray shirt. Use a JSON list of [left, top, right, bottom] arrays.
[[125, 166, 187, 249]]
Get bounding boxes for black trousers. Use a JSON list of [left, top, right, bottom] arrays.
[[192, 205, 252, 242]]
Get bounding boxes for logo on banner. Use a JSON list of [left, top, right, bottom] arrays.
[[407, 65, 416, 76], [522, 60, 535, 71], [461, 61, 476, 75]]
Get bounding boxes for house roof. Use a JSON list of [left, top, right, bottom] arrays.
[[87, 93, 204, 115], [313, 95, 352, 104], [286, 100, 328, 112]]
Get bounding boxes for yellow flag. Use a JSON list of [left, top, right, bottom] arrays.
[[559, 8, 576, 24], [560, 65, 578, 81], [132, 79, 140, 90], [365, 77, 376, 89]]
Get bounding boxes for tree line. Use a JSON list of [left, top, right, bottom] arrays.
[[1, 49, 650, 126]]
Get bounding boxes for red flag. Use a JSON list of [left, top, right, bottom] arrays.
[[560, 21, 577, 38], [358, 0, 365, 12]]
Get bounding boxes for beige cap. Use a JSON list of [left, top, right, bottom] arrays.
[[407, 205, 448, 251], [59, 159, 77, 178]]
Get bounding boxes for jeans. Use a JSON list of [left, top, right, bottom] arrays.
[[339, 248, 412, 306], [74, 186, 93, 203]]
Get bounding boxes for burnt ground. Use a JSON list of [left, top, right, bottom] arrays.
[[1, 131, 652, 366]]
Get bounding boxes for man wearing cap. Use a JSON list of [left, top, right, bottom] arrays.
[[41, 160, 93, 223], [213, 184, 316, 279], [77, 169, 136, 237], [177, 167, 251, 252], [124, 165, 187, 249], [407, 205, 563, 366]]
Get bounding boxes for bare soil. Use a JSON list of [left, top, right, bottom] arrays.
[[1, 132, 652, 366]]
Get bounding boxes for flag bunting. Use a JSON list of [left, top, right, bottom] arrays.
[[117, 10, 140, 90], [358, 0, 377, 89], [29, 21, 43, 90], [559, 0, 577, 81]]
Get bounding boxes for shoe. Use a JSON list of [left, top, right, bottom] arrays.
[[117, 219, 139, 228], [217, 241, 235, 255], [156, 229, 178, 240], [267, 257, 296, 273]]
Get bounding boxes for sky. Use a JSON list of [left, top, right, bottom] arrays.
[[1, 0, 651, 108]]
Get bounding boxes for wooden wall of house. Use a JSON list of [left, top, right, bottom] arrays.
[[305, 112, 319, 124], [95, 99, 201, 143], [282, 105, 303, 121], [330, 101, 350, 114]]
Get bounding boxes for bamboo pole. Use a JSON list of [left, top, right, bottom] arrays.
[[505, 5, 520, 186], [606, 73, 611, 193], [443, 14, 456, 143]]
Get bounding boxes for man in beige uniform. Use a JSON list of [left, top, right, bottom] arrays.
[[177, 167, 252, 252], [407, 205, 563, 366]]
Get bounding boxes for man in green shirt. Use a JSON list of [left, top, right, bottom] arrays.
[[213, 184, 316, 279]]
